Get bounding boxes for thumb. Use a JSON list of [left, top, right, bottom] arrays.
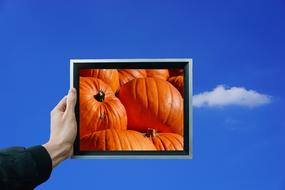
[[66, 88, 77, 113]]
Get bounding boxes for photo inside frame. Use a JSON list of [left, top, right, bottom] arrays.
[[78, 68, 185, 152]]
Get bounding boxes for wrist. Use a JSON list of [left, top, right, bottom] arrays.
[[43, 141, 72, 168]]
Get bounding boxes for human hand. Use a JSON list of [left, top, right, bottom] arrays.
[[43, 88, 77, 168]]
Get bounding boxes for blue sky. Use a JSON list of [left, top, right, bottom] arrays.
[[0, 0, 285, 189]]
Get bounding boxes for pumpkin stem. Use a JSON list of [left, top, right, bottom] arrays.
[[145, 128, 158, 137], [94, 90, 105, 102]]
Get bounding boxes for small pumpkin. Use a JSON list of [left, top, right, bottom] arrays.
[[169, 69, 183, 77], [80, 69, 119, 93], [80, 129, 157, 151], [118, 78, 183, 135], [168, 75, 184, 98], [146, 69, 169, 80], [145, 128, 184, 151], [118, 69, 147, 86], [80, 77, 127, 137]]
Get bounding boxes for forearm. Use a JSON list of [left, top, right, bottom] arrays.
[[0, 146, 52, 190]]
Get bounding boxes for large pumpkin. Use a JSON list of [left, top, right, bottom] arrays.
[[80, 129, 157, 151], [145, 128, 184, 151], [146, 69, 169, 80], [168, 75, 184, 98], [80, 69, 119, 93], [118, 69, 147, 86], [118, 78, 183, 135], [80, 77, 127, 137]]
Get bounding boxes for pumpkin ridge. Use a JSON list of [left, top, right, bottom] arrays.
[[80, 96, 92, 113], [93, 131, 99, 150], [102, 129, 107, 150], [125, 130, 134, 150], [109, 101, 123, 129], [93, 134, 97, 148], [92, 69, 98, 77], [110, 102, 119, 129], [144, 77, 149, 108], [137, 79, 146, 107], [166, 134, 183, 149], [91, 134, 98, 146], [163, 134, 181, 150], [138, 132, 149, 149], [134, 131, 143, 149], [108, 99, 125, 130], [153, 78, 159, 116], [94, 105, 104, 131], [134, 130, 149, 150], [130, 131, 141, 149], [110, 69, 114, 80], [169, 86, 184, 134], [117, 130, 128, 150], [158, 138, 166, 150], [112, 129, 122, 150], [125, 70, 133, 78], [100, 104, 109, 130], [106, 129, 113, 150], [80, 94, 93, 108], [116, 129, 124, 150], [105, 101, 116, 129], [97, 69, 103, 79], [122, 132, 132, 150], [81, 98, 98, 132], [87, 133, 93, 148], [110, 101, 121, 129], [141, 131, 155, 150], [154, 136, 165, 151], [168, 76, 184, 98], [81, 94, 93, 106], [80, 78, 90, 88], [172, 97, 184, 134], [117, 102, 127, 130], [163, 82, 174, 125], [90, 101, 102, 130], [159, 135, 173, 150], [129, 70, 137, 78], [133, 78, 137, 100], [122, 130, 131, 150], [172, 133, 184, 147]]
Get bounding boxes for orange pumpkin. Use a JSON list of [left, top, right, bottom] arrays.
[[80, 69, 119, 93], [118, 78, 183, 135], [169, 69, 184, 77], [168, 75, 184, 98], [145, 128, 184, 151], [80, 129, 157, 151], [80, 77, 127, 137], [118, 69, 147, 86], [146, 69, 169, 80]]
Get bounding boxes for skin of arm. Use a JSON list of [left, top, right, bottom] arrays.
[[43, 88, 77, 168]]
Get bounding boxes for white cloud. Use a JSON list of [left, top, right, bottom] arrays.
[[193, 85, 271, 108]]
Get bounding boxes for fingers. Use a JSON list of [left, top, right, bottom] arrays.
[[66, 88, 77, 114], [54, 96, 67, 113]]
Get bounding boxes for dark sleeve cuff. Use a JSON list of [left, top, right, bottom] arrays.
[[27, 145, 52, 186]]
